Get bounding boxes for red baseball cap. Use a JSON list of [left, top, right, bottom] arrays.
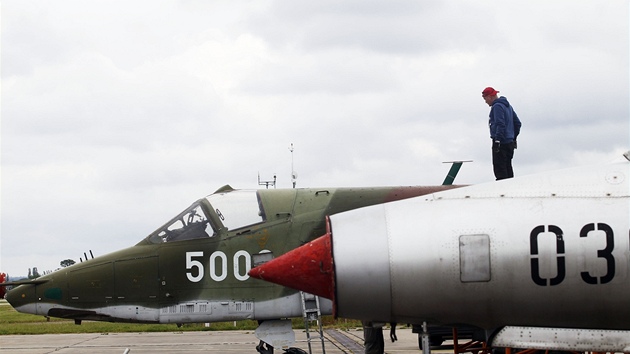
[[482, 87, 499, 97]]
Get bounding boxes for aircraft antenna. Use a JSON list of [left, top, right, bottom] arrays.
[[289, 143, 297, 188], [258, 172, 276, 189]]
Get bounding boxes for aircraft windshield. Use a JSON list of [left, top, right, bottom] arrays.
[[147, 203, 215, 244], [206, 190, 265, 230]]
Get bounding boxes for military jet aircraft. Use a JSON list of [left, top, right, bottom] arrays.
[[2, 181, 461, 352], [249, 152, 630, 353]]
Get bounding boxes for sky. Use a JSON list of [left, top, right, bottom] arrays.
[[1, 1, 628, 277]]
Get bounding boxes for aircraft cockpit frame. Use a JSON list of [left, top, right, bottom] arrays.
[[144, 189, 267, 244]]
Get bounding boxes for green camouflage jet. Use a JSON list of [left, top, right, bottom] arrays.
[[3, 182, 461, 352]]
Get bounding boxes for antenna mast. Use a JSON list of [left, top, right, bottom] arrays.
[[289, 143, 297, 188], [258, 172, 276, 189]]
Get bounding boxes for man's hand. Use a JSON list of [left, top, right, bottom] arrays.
[[493, 140, 500, 153]]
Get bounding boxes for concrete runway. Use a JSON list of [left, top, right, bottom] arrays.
[[0, 327, 437, 353]]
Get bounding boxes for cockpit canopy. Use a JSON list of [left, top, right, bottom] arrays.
[[207, 189, 267, 230], [145, 190, 266, 244]]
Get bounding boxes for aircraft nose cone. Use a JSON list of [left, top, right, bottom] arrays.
[[5, 287, 18, 306], [248, 232, 335, 300], [5, 285, 36, 312]]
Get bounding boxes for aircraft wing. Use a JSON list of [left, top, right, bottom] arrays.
[[0, 279, 49, 287]]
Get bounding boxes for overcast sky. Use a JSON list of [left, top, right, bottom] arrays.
[[1, 1, 628, 277]]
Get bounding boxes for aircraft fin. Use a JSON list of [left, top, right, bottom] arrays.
[[213, 184, 234, 193], [442, 160, 471, 185]]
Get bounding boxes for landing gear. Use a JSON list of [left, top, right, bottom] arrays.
[[255, 319, 297, 353], [420, 322, 431, 354], [255, 341, 308, 354], [256, 340, 274, 354], [283, 348, 308, 354]]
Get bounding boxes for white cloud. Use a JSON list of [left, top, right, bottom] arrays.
[[1, 0, 628, 276]]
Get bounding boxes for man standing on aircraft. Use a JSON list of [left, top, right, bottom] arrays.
[[482, 87, 522, 180]]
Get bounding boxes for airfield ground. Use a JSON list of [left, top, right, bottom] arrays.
[[0, 327, 449, 353], [0, 300, 454, 353]]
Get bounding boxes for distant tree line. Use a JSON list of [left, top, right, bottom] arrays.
[[60, 259, 76, 268], [27, 267, 40, 279], [26, 259, 75, 279]]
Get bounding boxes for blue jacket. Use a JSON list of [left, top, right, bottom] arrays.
[[489, 96, 521, 144]]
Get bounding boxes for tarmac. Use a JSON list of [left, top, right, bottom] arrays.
[[0, 327, 441, 353]]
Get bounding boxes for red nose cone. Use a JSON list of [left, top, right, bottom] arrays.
[[0, 273, 6, 299], [248, 232, 335, 300]]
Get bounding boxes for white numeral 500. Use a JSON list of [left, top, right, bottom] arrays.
[[186, 250, 251, 283]]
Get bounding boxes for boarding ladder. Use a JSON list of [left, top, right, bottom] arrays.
[[300, 291, 326, 354]]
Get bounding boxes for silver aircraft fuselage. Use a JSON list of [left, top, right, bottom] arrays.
[[249, 152, 630, 352]]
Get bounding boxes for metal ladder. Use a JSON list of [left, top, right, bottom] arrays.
[[300, 291, 326, 354]]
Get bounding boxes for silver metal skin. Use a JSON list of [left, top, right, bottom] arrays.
[[492, 326, 630, 352], [331, 203, 391, 321], [330, 155, 630, 330]]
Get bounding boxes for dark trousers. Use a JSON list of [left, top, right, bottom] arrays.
[[492, 143, 515, 180], [363, 321, 385, 354]]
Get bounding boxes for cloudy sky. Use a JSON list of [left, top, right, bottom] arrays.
[[1, 1, 628, 277]]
